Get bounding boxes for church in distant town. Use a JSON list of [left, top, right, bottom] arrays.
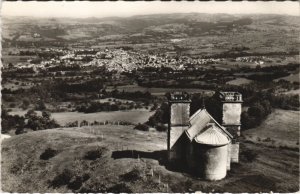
[[167, 91, 242, 180]]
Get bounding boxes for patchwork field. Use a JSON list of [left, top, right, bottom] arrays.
[[1, 55, 33, 64], [243, 109, 299, 148], [2, 79, 34, 91], [1, 124, 299, 193]]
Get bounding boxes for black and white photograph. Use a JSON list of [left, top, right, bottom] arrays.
[[0, 1, 299, 193]]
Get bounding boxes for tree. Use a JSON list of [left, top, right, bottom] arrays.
[[42, 111, 51, 120], [22, 99, 30, 110], [261, 100, 272, 115], [247, 102, 265, 121], [255, 65, 261, 71], [241, 99, 273, 130], [8, 63, 13, 68], [146, 102, 169, 127], [25, 109, 38, 119], [36, 100, 46, 111], [25, 110, 60, 131], [1, 109, 25, 134], [241, 111, 256, 129]]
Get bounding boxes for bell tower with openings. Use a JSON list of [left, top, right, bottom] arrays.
[[217, 91, 242, 163], [167, 92, 191, 163]]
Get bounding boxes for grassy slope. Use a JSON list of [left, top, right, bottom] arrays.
[[9, 110, 154, 126], [2, 124, 299, 193], [243, 109, 299, 148], [275, 72, 299, 83]]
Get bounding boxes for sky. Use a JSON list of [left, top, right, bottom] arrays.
[[1, 1, 299, 18]]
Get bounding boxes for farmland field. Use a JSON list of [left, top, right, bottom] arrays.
[[226, 78, 253, 86], [1, 55, 34, 64], [2, 79, 34, 91]]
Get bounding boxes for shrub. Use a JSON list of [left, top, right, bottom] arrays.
[[84, 147, 106, 160], [134, 123, 149, 131], [79, 182, 107, 193], [257, 137, 261, 142], [36, 100, 46, 111], [156, 124, 167, 132], [263, 137, 272, 142], [120, 167, 143, 182], [42, 111, 51, 119], [50, 169, 73, 188], [68, 174, 90, 191], [15, 128, 27, 135], [40, 148, 59, 160], [21, 102, 29, 110], [184, 180, 193, 192], [80, 120, 89, 127], [107, 183, 132, 193], [66, 121, 79, 128]]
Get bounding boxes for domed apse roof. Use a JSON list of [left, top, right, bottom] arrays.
[[185, 109, 232, 145], [194, 123, 230, 146]]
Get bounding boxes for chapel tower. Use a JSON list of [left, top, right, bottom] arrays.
[[167, 92, 191, 162], [217, 91, 243, 163]]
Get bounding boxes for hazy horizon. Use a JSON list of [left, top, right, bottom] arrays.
[[1, 1, 299, 18], [1, 12, 299, 20]]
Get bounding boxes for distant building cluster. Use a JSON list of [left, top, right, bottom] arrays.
[[5, 48, 233, 73], [235, 56, 266, 65]]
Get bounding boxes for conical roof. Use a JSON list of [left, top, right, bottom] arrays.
[[194, 123, 230, 146]]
